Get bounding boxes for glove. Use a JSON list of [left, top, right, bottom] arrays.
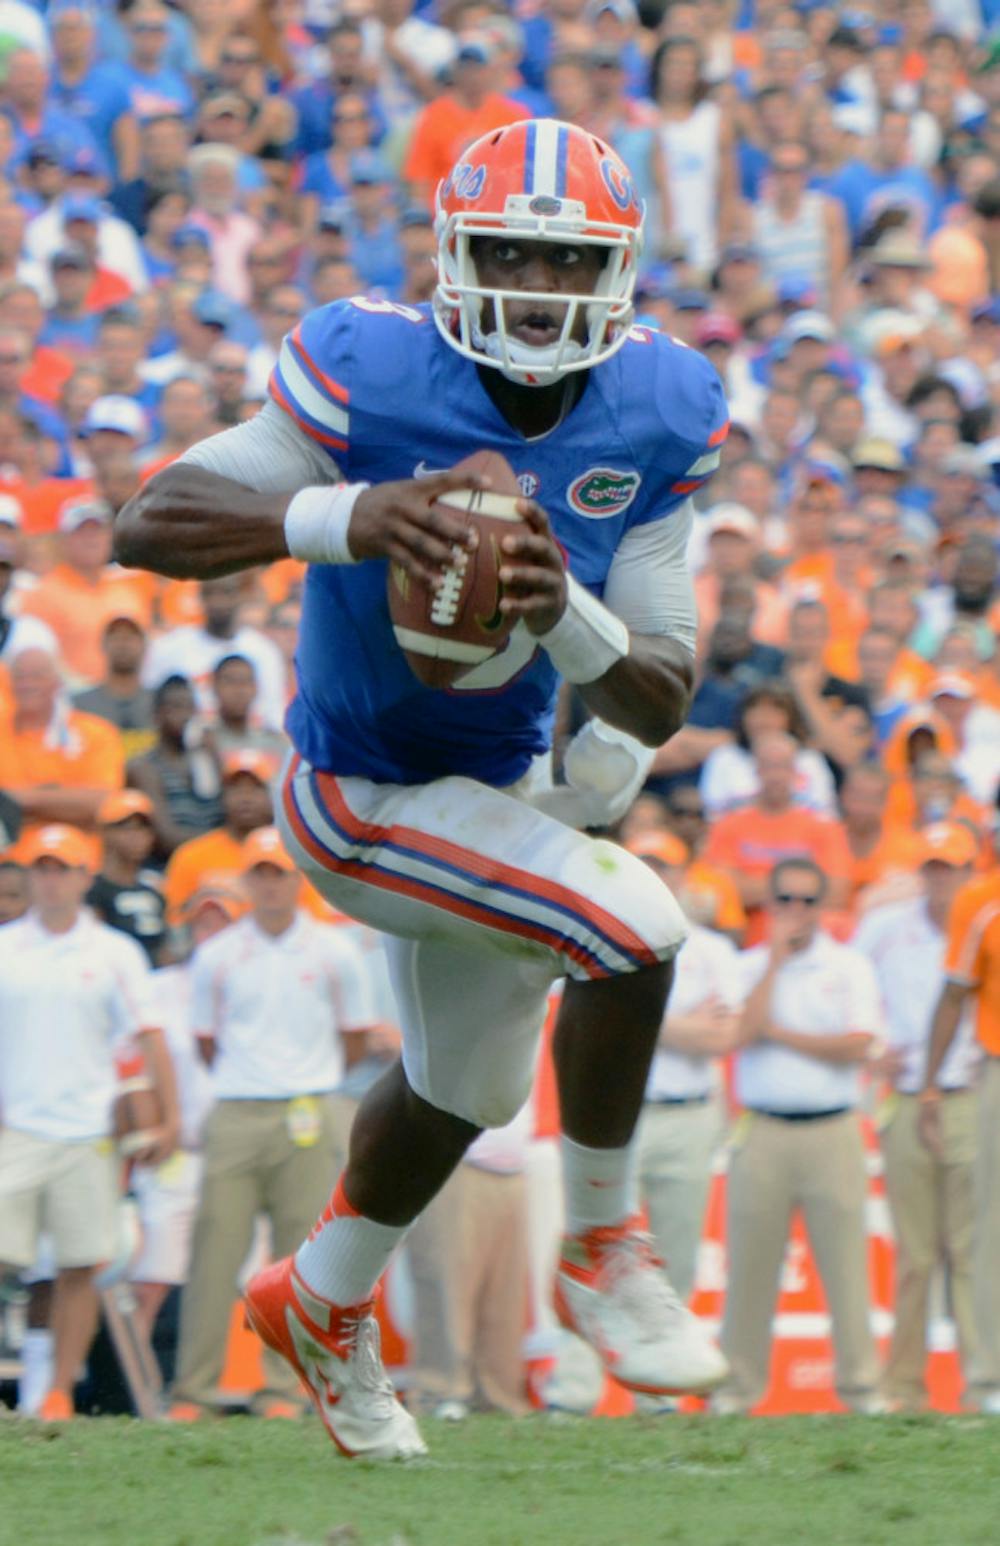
[[531, 718, 655, 830]]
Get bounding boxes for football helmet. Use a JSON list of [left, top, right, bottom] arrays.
[[433, 118, 645, 387]]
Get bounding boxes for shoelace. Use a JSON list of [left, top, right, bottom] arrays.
[[348, 1315, 399, 1415], [598, 1233, 688, 1341]]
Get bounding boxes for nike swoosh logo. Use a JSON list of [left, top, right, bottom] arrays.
[[414, 461, 447, 479]]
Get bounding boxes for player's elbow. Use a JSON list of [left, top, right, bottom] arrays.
[[637, 694, 690, 748]]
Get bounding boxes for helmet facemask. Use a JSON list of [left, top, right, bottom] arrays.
[[433, 195, 642, 387]]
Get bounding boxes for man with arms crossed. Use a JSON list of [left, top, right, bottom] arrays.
[[115, 119, 729, 1458], [0, 824, 178, 1420]]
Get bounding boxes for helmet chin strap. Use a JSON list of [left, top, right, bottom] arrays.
[[471, 320, 586, 387]]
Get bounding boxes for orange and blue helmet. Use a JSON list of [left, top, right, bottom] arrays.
[[434, 118, 646, 386]]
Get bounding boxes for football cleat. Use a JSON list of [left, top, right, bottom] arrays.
[[554, 1217, 728, 1396], [37, 1389, 73, 1422], [243, 1257, 426, 1461]]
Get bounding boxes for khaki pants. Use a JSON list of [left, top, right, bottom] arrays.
[[172, 1095, 352, 1408], [719, 1111, 880, 1412], [407, 1164, 530, 1415], [635, 1098, 721, 1303], [971, 1058, 1000, 1403], [880, 1090, 977, 1407]]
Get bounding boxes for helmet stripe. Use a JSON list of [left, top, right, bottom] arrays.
[[523, 119, 536, 193], [531, 118, 560, 196], [555, 124, 568, 198]]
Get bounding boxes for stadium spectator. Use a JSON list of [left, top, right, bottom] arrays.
[[921, 804, 1000, 1414], [128, 885, 238, 1359], [403, 39, 525, 207], [168, 827, 375, 1419], [0, 644, 124, 836], [630, 833, 740, 1303], [703, 731, 851, 942], [160, 746, 272, 920], [0, 856, 28, 922], [855, 822, 980, 1412], [142, 573, 286, 730], [751, 138, 848, 313], [18, 497, 151, 686], [71, 609, 155, 759], [715, 857, 885, 1415], [127, 674, 224, 862], [0, 823, 178, 1421], [139, 375, 218, 476], [203, 654, 288, 767], [699, 682, 837, 819], [86, 788, 167, 965]]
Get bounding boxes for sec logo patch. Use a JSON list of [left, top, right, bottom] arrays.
[[517, 471, 540, 497], [567, 467, 641, 518]]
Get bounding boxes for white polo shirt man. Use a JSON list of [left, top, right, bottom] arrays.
[[854, 820, 981, 1410], [171, 827, 376, 1415], [631, 832, 742, 1304], [716, 856, 885, 1415]]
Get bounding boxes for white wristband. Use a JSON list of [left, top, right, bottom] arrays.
[[284, 483, 369, 566], [536, 574, 629, 683]]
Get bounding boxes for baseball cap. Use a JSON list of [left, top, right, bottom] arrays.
[[782, 309, 835, 344], [587, 0, 639, 20], [51, 242, 93, 271], [455, 39, 492, 65], [696, 311, 741, 348], [64, 144, 108, 179], [940, 445, 985, 479], [317, 203, 348, 232], [929, 672, 975, 701], [627, 831, 688, 868], [181, 881, 246, 924], [851, 437, 905, 473], [62, 193, 102, 225], [192, 289, 234, 330], [668, 287, 710, 312], [22, 823, 93, 870], [242, 825, 297, 873], [349, 151, 391, 186], [98, 789, 155, 827], [717, 241, 758, 267], [222, 748, 275, 784], [25, 139, 62, 168], [57, 497, 112, 533], [778, 275, 819, 307], [916, 821, 979, 868], [201, 91, 252, 120], [81, 395, 148, 442], [706, 503, 758, 540], [868, 234, 932, 270], [171, 223, 212, 252], [399, 206, 433, 230]]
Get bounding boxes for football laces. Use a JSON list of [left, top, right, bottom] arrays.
[[429, 545, 469, 627]]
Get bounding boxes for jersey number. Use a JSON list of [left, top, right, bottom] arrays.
[[449, 626, 540, 693], [349, 296, 425, 324]]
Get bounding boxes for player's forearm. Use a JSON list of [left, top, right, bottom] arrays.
[[579, 635, 693, 748], [922, 981, 968, 1090], [113, 465, 293, 579], [765, 1026, 874, 1063]]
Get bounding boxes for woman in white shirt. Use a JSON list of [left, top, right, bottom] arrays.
[[651, 36, 738, 272], [700, 682, 838, 818]]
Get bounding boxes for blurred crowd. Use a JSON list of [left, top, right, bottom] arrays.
[[0, 0, 1000, 1424]]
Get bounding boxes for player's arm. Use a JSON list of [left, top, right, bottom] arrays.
[[113, 400, 489, 584], [499, 498, 696, 748]]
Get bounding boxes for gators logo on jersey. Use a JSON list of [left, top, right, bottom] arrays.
[[567, 467, 642, 518]]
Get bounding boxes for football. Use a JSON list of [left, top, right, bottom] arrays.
[[388, 450, 528, 690]]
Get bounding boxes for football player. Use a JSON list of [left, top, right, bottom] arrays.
[[116, 119, 730, 1458]]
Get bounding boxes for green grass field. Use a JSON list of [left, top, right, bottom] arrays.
[[2, 1414, 998, 1546]]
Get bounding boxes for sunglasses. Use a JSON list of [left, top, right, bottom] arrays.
[[831, 531, 865, 544], [773, 892, 821, 907], [334, 112, 369, 123], [222, 53, 259, 65]]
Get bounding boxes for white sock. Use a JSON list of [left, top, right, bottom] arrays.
[[560, 1135, 637, 1235], [294, 1176, 407, 1308], [18, 1328, 54, 1415]]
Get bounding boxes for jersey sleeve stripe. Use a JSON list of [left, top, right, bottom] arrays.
[[290, 325, 350, 404], [684, 448, 722, 478], [707, 420, 730, 448], [668, 478, 704, 495], [277, 340, 351, 438], [269, 372, 348, 453]]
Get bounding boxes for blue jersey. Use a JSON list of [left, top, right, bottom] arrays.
[[271, 298, 728, 787]]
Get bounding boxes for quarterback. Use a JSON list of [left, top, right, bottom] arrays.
[[116, 119, 729, 1457]]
